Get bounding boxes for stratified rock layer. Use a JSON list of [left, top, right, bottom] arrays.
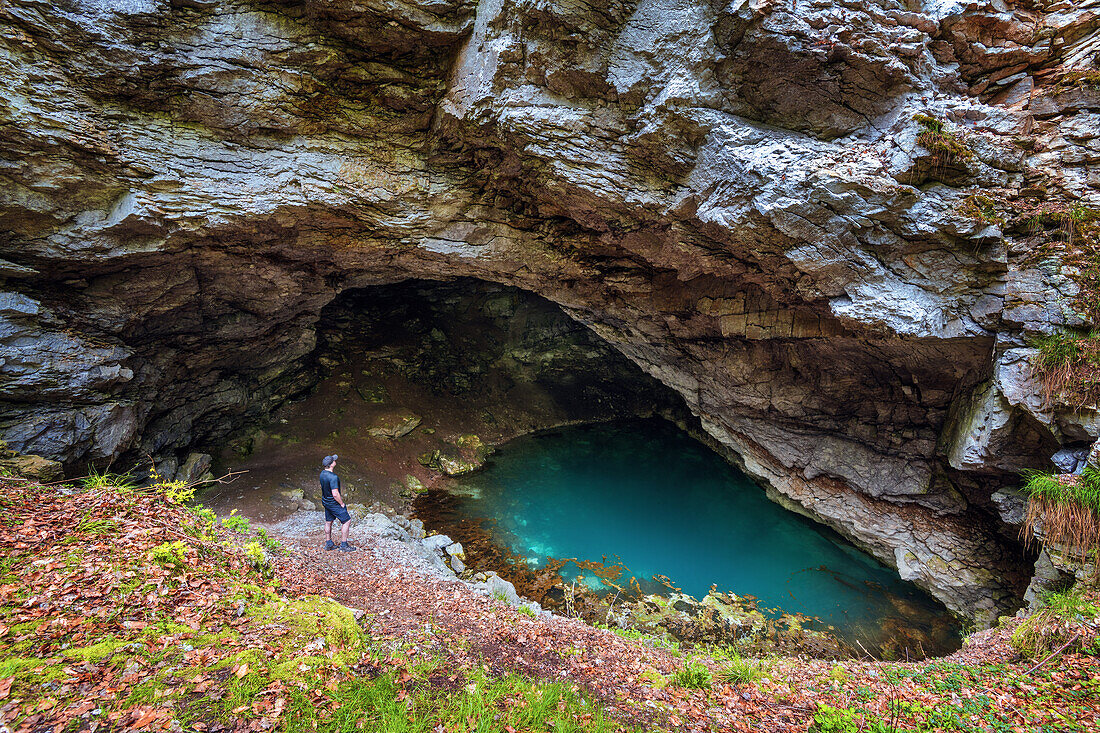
[[3, 0, 1100, 622]]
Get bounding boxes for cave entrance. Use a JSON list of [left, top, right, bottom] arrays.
[[203, 277, 961, 658], [204, 278, 689, 519]]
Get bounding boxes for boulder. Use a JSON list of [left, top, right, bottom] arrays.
[[366, 410, 422, 439], [423, 533, 454, 552], [0, 454, 63, 481], [175, 453, 213, 485], [484, 573, 522, 607]]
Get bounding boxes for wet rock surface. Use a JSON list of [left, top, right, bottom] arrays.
[[2, 0, 1099, 621]]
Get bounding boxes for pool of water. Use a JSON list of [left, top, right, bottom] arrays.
[[421, 419, 960, 656]]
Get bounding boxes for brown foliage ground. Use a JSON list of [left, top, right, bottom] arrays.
[[1, 480, 1098, 732]]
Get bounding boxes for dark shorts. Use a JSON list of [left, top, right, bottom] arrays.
[[323, 499, 351, 523]]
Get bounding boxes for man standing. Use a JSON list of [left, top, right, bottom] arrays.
[[320, 455, 355, 552]]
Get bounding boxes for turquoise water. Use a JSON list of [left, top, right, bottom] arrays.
[[429, 419, 960, 654]]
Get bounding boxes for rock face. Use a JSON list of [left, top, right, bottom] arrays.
[[2, 0, 1099, 623]]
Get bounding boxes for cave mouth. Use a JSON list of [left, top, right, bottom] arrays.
[[203, 277, 690, 518], [201, 277, 960, 657]]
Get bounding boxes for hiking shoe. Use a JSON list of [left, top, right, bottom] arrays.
[[325, 540, 336, 551], [339, 542, 357, 552]]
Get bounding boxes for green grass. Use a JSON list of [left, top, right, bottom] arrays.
[[1035, 331, 1093, 371], [1024, 467, 1100, 516], [716, 655, 772, 685], [670, 661, 711, 690], [82, 466, 136, 491], [1021, 468, 1100, 557]]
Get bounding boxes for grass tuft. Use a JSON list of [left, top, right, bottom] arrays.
[[1021, 468, 1100, 557], [717, 655, 773, 685], [913, 113, 973, 167], [671, 661, 712, 689], [1032, 331, 1100, 407]]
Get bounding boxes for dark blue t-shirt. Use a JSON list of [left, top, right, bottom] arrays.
[[319, 470, 340, 502]]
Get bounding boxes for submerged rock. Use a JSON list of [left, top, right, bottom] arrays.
[[418, 435, 491, 476]]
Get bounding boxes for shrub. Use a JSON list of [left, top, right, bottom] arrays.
[[149, 467, 196, 505], [189, 505, 217, 537], [671, 661, 712, 690], [221, 509, 251, 534], [149, 541, 190, 569], [1022, 468, 1100, 557], [244, 540, 267, 570], [254, 526, 282, 553]]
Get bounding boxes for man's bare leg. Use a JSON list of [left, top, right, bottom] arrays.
[[325, 520, 334, 543], [340, 520, 350, 544]]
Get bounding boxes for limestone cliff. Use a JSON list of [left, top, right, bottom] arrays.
[[2, 0, 1099, 623]]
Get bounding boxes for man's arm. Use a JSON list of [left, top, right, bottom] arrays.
[[332, 488, 345, 507]]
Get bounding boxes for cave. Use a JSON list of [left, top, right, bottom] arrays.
[[199, 277, 695, 517], [188, 277, 968, 657], [3, 0, 1093, 650]]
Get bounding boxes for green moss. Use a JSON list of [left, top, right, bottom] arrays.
[[958, 194, 1005, 226], [64, 637, 132, 663], [246, 596, 367, 667], [0, 656, 59, 679], [1055, 69, 1100, 92]]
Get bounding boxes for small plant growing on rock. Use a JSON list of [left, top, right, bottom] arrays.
[[958, 194, 1005, 227], [1011, 585, 1099, 659], [1055, 69, 1100, 93], [912, 113, 973, 178], [1021, 468, 1100, 558], [1031, 331, 1100, 406]]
